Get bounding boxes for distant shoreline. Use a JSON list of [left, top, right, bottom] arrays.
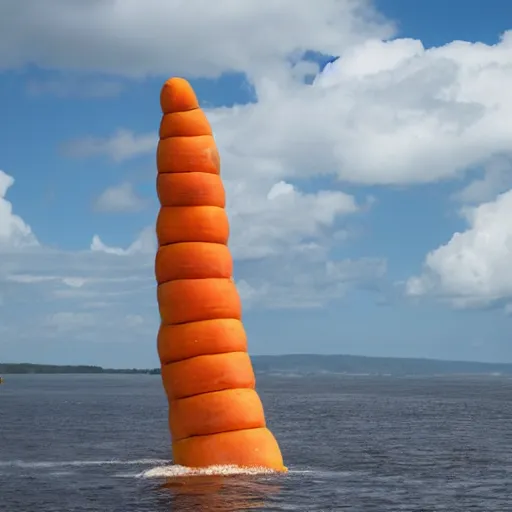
[[0, 363, 159, 375], [2, 354, 512, 376]]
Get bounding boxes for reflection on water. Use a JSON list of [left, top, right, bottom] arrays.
[[158, 474, 282, 511]]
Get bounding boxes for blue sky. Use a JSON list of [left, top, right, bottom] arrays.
[[1, 0, 512, 367]]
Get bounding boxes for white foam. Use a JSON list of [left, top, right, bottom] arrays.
[[140, 464, 277, 479], [0, 459, 309, 480], [0, 458, 167, 469]]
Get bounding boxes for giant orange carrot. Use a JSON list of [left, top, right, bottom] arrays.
[[155, 77, 286, 472]]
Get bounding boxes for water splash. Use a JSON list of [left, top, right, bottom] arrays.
[[140, 464, 277, 479], [0, 458, 167, 469]]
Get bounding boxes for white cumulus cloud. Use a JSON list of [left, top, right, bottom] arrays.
[[407, 188, 512, 308], [0, 170, 38, 250], [65, 30, 512, 189], [209, 32, 512, 187], [0, 0, 393, 79]]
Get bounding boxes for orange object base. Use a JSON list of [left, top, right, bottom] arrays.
[[172, 427, 287, 472]]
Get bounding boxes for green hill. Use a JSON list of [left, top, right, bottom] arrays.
[[1, 354, 511, 376]]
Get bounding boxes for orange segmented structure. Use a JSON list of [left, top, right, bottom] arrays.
[[155, 77, 286, 472]]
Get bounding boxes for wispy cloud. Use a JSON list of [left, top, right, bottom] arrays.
[[93, 182, 146, 213], [61, 130, 157, 162]]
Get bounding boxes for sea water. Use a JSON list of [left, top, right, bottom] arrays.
[[1, 373, 512, 511]]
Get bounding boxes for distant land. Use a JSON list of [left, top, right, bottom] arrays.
[[0, 363, 160, 375], [2, 354, 512, 376]]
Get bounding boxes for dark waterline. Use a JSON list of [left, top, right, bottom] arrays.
[[1, 374, 512, 511]]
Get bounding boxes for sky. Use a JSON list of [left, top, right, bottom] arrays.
[[1, 0, 512, 367]]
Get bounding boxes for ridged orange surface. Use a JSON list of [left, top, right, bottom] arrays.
[[155, 77, 286, 472]]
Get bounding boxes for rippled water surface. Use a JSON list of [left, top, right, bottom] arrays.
[[1, 374, 512, 511]]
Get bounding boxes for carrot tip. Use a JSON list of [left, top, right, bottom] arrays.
[[160, 77, 200, 114]]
